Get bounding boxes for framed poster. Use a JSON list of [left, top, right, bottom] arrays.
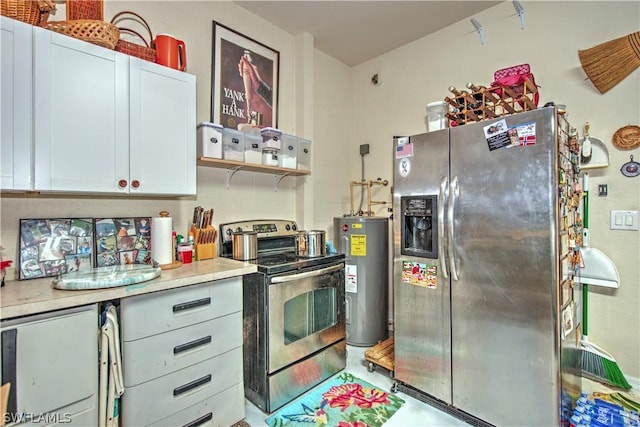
[[94, 217, 151, 267], [211, 21, 279, 130], [19, 218, 94, 280]]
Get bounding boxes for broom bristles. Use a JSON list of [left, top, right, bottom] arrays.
[[581, 343, 632, 390], [578, 31, 640, 94]]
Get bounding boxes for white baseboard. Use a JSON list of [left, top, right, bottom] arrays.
[[627, 375, 640, 395]]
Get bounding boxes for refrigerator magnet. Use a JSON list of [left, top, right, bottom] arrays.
[[399, 158, 411, 177], [484, 119, 511, 151], [561, 302, 574, 339]]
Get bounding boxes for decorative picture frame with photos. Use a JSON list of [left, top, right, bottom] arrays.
[[19, 218, 94, 280], [94, 217, 152, 267]]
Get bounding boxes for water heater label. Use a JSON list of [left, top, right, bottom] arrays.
[[350, 234, 366, 256], [345, 264, 357, 293]]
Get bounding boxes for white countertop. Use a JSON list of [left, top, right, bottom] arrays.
[[0, 258, 257, 320]]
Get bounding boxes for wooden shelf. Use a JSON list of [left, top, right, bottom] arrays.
[[197, 157, 310, 176], [197, 157, 310, 190]]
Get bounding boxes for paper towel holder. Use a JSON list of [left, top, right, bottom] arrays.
[[154, 210, 183, 270]]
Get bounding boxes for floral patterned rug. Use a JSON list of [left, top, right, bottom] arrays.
[[265, 372, 405, 427]]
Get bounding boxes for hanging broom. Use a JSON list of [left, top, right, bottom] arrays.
[[578, 31, 640, 94], [579, 174, 632, 390]]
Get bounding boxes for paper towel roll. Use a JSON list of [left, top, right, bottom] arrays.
[[152, 212, 173, 265]]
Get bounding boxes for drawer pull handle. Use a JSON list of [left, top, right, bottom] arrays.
[[173, 374, 211, 396], [173, 297, 211, 313], [174, 336, 212, 354], [182, 412, 213, 427]]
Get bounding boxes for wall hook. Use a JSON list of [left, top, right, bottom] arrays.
[[470, 18, 485, 45], [513, 0, 525, 29]]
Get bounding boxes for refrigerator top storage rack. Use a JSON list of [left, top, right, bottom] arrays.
[[445, 77, 539, 126]]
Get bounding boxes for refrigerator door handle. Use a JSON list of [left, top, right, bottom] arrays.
[[438, 176, 449, 278], [448, 176, 460, 281]]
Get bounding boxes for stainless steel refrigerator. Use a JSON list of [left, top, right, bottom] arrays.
[[392, 107, 582, 426]]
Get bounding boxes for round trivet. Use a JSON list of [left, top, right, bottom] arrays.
[[612, 125, 640, 150]]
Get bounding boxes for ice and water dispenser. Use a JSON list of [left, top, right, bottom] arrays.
[[400, 195, 437, 258]]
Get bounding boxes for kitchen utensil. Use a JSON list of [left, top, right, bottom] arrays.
[[579, 177, 630, 389], [155, 33, 186, 71], [612, 124, 640, 150], [579, 136, 610, 170], [578, 31, 640, 94], [190, 225, 216, 260], [297, 230, 326, 258], [232, 231, 257, 260], [52, 264, 161, 290], [580, 122, 610, 170], [620, 155, 640, 177]]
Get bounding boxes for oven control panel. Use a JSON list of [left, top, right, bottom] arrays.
[[219, 219, 298, 243]]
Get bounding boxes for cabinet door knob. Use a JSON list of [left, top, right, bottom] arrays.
[[131, 180, 140, 188], [118, 179, 128, 188]]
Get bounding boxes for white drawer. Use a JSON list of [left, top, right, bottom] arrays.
[[122, 311, 243, 387], [121, 278, 242, 341], [121, 346, 243, 426], [149, 382, 245, 427], [6, 394, 97, 427]]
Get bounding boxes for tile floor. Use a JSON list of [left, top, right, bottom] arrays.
[[244, 344, 468, 427], [243, 344, 640, 427]]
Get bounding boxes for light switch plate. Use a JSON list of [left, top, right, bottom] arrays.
[[598, 184, 608, 197], [610, 210, 638, 230]]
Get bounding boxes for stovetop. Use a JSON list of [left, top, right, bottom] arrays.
[[254, 251, 345, 275], [218, 219, 344, 274]]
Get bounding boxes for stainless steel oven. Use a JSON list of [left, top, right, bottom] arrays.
[[219, 220, 346, 414]]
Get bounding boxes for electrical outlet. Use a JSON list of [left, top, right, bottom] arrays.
[[360, 144, 370, 155]]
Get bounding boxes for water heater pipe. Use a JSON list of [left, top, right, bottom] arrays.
[[350, 179, 389, 216]]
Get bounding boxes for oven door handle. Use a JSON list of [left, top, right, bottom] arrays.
[[271, 263, 343, 283]]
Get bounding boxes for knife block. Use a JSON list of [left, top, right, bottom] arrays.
[[191, 225, 217, 261]]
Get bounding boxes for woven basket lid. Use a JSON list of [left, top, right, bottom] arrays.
[[612, 125, 640, 150]]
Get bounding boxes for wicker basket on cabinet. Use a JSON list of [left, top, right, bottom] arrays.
[[45, 19, 120, 49], [1, 0, 56, 26]]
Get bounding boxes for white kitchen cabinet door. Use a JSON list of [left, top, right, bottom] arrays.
[[33, 26, 130, 193], [1, 17, 33, 191], [129, 57, 196, 195]]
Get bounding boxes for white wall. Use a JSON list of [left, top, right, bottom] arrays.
[[351, 1, 639, 379], [1, 1, 353, 264], [1, 0, 637, 381]]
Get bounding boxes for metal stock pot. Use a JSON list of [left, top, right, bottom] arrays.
[[232, 231, 257, 260], [296, 230, 326, 257]]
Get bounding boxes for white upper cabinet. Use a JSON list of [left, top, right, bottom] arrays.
[[1, 21, 197, 196], [33, 25, 130, 193], [129, 57, 196, 195], [1, 16, 33, 191]]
